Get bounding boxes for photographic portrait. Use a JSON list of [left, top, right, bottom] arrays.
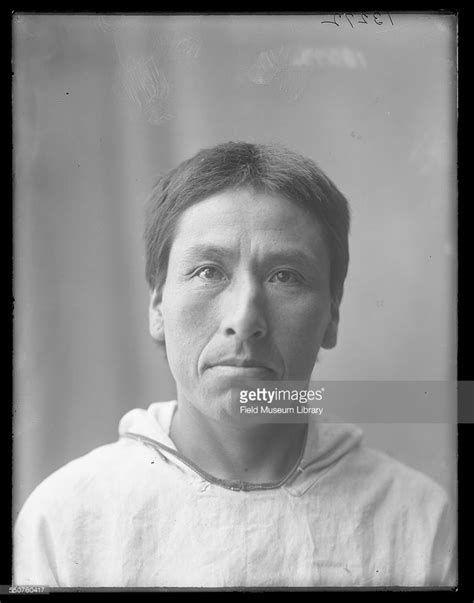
[[13, 13, 457, 590]]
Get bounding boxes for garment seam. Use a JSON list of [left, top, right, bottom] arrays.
[[120, 428, 308, 492]]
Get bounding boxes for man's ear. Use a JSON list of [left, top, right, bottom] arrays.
[[321, 298, 340, 350], [149, 287, 165, 343]]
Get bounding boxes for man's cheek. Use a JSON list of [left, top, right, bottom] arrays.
[[166, 313, 210, 366], [280, 306, 325, 339], [166, 292, 207, 327], [283, 318, 326, 372]]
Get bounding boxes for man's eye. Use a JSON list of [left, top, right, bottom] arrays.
[[195, 266, 226, 282], [269, 270, 301, 284]]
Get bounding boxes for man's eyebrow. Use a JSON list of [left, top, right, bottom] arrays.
[[179, 244, 324, 272], [261, 249, 322, 270], [179, 244, 237, 263], [262, 249, 328, 280]]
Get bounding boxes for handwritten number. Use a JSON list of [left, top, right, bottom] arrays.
[[321, 15, 336, 26], [373, 12, 383, 25], [322, 12, 392, 27], [321, 14, 342, 26]]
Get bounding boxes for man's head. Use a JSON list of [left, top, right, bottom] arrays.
[[144, 142, 350, 422]]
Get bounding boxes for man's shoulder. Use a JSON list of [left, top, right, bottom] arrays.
[[347, 443, 451, 511], [16, 436, 160, 522], [312, 421, 451, 508]]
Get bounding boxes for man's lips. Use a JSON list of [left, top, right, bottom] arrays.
[[205, 358, 278, 375]]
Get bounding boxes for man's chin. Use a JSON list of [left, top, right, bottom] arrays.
[[189, 388, 248, 424]]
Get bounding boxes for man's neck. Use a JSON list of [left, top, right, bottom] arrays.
[[169, 400, 308, 484]]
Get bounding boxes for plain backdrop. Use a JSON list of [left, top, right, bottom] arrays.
[[13, 13, 457, 517]]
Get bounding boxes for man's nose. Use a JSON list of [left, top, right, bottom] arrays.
[[220, 278, 268, 341]]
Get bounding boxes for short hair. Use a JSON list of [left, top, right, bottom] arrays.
[[144, 141, 350, 300]]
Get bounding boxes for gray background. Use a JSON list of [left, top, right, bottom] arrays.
[[13, 13, 457, 517]]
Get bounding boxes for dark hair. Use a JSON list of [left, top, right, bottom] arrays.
[[144, 141, 350, 300]]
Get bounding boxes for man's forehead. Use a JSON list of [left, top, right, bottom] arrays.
[[170, 189, 329, 260], [178, 188, 312, 225]]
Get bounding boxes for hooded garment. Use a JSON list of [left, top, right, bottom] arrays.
[[14, 401, 456, 588]]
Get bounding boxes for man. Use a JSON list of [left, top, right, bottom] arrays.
[[14, 142, 456, 587]]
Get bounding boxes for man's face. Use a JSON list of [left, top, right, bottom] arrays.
[[149, 188, 339, 423]]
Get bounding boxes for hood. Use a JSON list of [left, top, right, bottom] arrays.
[[118, 401, 364, 494]]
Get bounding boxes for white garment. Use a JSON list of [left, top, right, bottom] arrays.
[[14, 401, 456, 587]]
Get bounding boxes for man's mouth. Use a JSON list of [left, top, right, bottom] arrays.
[[206, 358, 278, 377], [214, 359, 269, 368]]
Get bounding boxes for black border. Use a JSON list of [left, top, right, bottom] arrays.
[[7, 8, 470, 601]]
